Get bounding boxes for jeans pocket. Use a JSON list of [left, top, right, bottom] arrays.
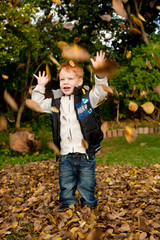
[[82, 155, 95, 166], [59, 155, 67, 164]]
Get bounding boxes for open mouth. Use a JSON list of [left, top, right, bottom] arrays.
[[64, 87, 70, 90]]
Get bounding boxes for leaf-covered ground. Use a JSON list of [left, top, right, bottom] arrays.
[[0, 160, 160, 240]]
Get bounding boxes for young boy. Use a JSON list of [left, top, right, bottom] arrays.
[[32, 51, 108, 209]]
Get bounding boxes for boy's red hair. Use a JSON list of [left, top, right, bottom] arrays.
[[58, 61, 84, 79]]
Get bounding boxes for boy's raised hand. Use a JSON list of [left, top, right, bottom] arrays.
[[33, 71, 49, 87], [90, 50, 106, 71]]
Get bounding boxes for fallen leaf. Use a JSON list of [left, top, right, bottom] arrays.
[[128, 101, 138, 112], [4, 89, 18, 111], [25, 99, 43, 113], [141, 102, 155, 114], [49, 55, 60, 67], [124, 126, 137, 143], [47, 141, 60, 156], [112, 0, 127, 18], [69, 60, 75, 67], [51, 106, 59, 113], [100, 14, 111, 22], [81, 139, 89, 149], [0, 116, 7, 131]]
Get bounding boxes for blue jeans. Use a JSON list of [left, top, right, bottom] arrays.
[[59, 153, 97, 209]]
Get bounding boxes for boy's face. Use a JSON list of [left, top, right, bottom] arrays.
[[59, 68, 83, 96]]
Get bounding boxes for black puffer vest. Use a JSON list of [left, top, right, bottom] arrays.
[[50, 86, 103, 159]]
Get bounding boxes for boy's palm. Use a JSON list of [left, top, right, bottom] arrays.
[[33, 71, 49, 87], [90, 50, 106, 70]]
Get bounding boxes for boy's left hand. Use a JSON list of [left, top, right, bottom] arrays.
[[90, 50, 106, 78]]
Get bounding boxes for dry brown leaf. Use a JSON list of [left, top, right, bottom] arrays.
[[86, 228, 104, 240], [146, 58, 152, 69], [119, 223, 130, 232], [0, 116, 7, 131], [53, 19, 59, 26], [51, 106, 59, 113], [62, 44, 90, 62], [128, 101, 138, 112], [101, 121, 108, 138], [16, 63, 25, 70], [124, 126, 137, 143], [47, 141, 60, 156], [63, 22, 74, 29], [101, 84, 114, 94], [120, 23, 127, 29], [141, 102, 155, 114], [4, 89, 18, 111], [139, 232, 147, 240], [25, 99, 43, 113], [129, 27, 141, 34], [73, 37, 81, 44], [100, 14, 111, 22], [81, 139, 89, 149], [49, 55, 60, 67], [152, 53, 160, 68], [153, 84, 160, 95], [112, 0, 127, 18]]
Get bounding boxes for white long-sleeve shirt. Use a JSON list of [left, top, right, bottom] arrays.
[[32, 75, 108, 155]]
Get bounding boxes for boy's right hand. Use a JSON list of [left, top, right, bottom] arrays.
[[33, 71, 49, 88]]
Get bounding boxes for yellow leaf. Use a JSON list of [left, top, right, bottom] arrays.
[[132, 15, 143, 27], [69, 60, 75, 67], [83, 25, 88, 29], [52, 0, 62, 5], [51, 106, 59, 113], [2, 74, 9, 80], [138, 13, 146, 22], [57, 41, 69, 49], [66, 209, 73, 217], [62, 44, 90, 62], [81, 139, 89, 149], [124, 126, 137, 143], [128, 101, 138, 112], [120, 23, 127, 29], [126, 51, 131, 58], [11, 222, 18, 229], [70, 227, 79, 233], [77, 231, 86, 239], [66, 218, 80, 225], [141, 102, 155, 114], [56, 238, 62, 240], [49, 55, 60, 67], [46, 64, 51, 81]]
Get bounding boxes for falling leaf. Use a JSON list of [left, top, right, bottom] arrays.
[[156, 6, 160, 10], [128, 101, 138, 112], [132, 15, 143, 27], [81, 139, 89, 149], [69, 60, 75, 67], [126, 51, 131, 58], [100, 14, 111, 22], [101, 84, 114, 94], [4, 89, 18, 111], [83, 25, 88, 29], [0, 116, 7, 131], [46, 64, 51, 82], [2, 74, 9, 80], [25, 99, 43, 113], [16, 63, 25, 70], [141, 102, 155, 114], [112, 0, 127, 18], [92, 57, 119, 79], [124, 126, 137, 143], [52, 0, 62, 5], [129, 27, 141, 34], [152, 53, 160, 68], [51, 106, 59, 113], [101, 121, 108, 138], [146, 58, 152, 69], [49, 55, 60, 67], [153, 85, 160, 95], [73, 37, 81, 44], [63, 22, 74, 29], [145, 12, 152, 18], [138, 13, 146, 22], [120, 23, 127, 29], [62, 44, 90, 62], [57, 41, 70, 49], [53, 19, 59, 26], [47, 141, 60, 156]]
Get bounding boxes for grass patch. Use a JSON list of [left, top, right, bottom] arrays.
[[96, 134, 160, 167]]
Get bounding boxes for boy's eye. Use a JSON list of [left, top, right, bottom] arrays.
[[60, 79, 64, 81], [69, 78, 74, 80]]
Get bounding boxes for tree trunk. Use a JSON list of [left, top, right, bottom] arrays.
[[15, 99, 26, 129], [116, 102, 120, 123]]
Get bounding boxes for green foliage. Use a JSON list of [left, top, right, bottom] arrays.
[[110, 33, 160, 117]]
